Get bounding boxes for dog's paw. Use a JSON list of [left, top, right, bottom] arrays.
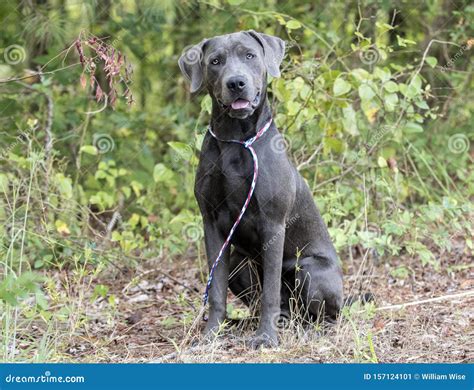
[[249, 332, 278, 349], [201, 322, 224, 344]]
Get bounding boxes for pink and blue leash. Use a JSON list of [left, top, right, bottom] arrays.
[[203, 118, 272, 305]]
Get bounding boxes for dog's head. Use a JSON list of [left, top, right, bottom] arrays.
[[179, 31, 285, 119]]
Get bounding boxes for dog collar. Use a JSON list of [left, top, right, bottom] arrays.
[[207, 118, 272, 147], [203, 118, 272, 305]]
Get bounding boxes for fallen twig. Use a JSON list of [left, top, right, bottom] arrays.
[[375, 290, 474, 312]]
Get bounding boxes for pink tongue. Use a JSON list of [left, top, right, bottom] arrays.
[[231, 99, 250, 110]]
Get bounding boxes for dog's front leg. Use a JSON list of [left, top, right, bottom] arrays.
[[251, 225, 285, 348], [202, 223, 230, 339]]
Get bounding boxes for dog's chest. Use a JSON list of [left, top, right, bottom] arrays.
[[200, 145, 256, 211], [196, 144, 263, 248]]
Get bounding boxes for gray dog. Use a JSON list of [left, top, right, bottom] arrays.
[[179, 31, 346, 348]]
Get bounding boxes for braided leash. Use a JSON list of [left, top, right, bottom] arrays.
[[203, 118, 272, 305]]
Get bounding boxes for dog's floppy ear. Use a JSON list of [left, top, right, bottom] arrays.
[[247, 30, 285, 78], [178, 39, 207, 93]]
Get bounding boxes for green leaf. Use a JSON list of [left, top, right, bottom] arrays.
[[415, 100, 429, 110], [275, 14, 286, 26], [55, 219, 70, 235], [92, 284, 109, 301], [286, 20, 302, 30], [426, 56, 438, 68], [399, 76, 424, 100], [0, 272, 43, 306], [111, 231, 122, 241], [397, 35, 416, 47], [286, 101, 300, 116], [80, 145, 98, 155], [34, 259, 44, 269], [376, 22, 394, 31], [342, 105, 359, 135], [323, 137, 344, 154], [153, 163, 174, 183], [377, 156, 388, 168], [403, 122, 424, 134], [333, 78, 351, 96], [137, 146, 155, 174], [374, 67, 391, 83], [390, 266, 410, 279], [201, 95, 212, 114], [0, 98, 21, 116], [351, 68, 370, 82], [384, 93, 399, 112], [36, 291, 49, 310], [0, 173, 9, 192], [54, 173, 73, 199], [359, 84, 376, 101], [383, 81, 399, 93], [128, 213, 140, 228], [121, 186, 131, 199], [130, 180, 144, 197], [168, 142, 193, 162], [409, 75, 422, 92]]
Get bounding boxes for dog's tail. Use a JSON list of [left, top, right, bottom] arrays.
[[343, 292, 374, 307]]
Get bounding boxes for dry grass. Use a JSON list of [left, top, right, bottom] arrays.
[[11, 241, 472, 363]]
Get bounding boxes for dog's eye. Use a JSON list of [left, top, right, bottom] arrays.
[[211, 58, 220, 65], [246, 53, 255, 59]]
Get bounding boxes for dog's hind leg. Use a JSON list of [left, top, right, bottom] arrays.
[[295, 256, 343, 322]]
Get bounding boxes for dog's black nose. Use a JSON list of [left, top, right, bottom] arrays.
[[226, 76, 246, 92]]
